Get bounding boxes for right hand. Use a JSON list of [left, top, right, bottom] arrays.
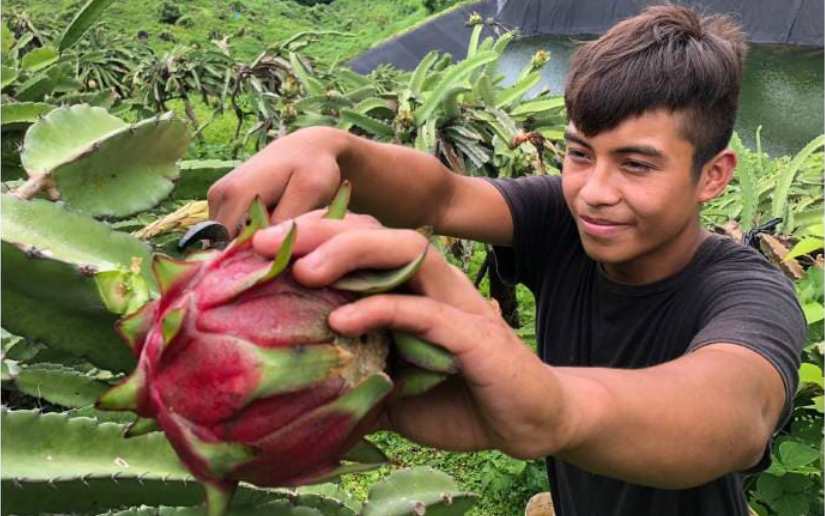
[[207, 127, 347, 236]]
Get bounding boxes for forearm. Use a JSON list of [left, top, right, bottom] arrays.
[[326, 129, 455, 230], [534, 352, 775, 488]]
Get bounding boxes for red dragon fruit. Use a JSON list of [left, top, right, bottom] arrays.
[[96, 183, 454, 515]]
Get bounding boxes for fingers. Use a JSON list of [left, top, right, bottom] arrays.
[[254, 215, 493, 316], [208, 178, 258, 238], [329, 295, 490, 359], [269, 158, 340, 224], [206, 139, 341, 236], [297, 229, 492, 316], [252, 211, 381, 257], [292, 228, 431, 287]]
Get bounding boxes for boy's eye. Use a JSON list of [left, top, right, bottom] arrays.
[[624, 160, 652, 173], [567, 149, 590, 160]]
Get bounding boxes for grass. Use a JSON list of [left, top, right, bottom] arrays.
[[5, 0, 462, 66]]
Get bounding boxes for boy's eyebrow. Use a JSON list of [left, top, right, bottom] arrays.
[[564, 131, 592, 149], [613, 145, 664, 159], [565, 130, 665, 160]]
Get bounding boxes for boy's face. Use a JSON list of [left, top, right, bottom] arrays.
[[561, 109, 708, 269]]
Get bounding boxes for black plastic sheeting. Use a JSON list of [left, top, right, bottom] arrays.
[[349, 0, 499, 73], [498, 0, 824, 46], [349, 0, 823, 73]]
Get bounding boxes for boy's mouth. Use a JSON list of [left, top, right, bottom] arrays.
[[578, 215, 632, 238]]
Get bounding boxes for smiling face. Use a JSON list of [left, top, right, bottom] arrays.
[[561, 109, 735, 283]]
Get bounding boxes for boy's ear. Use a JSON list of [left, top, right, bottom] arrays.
[[696, 149, 736, 203]]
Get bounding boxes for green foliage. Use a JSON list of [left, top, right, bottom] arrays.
[[58, 0, 117, 51], [704, 131, 823, 236], [158, 2, 182, 25], [478, 452, 548, 500]]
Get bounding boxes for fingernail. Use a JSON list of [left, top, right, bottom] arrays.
[[262, 222, 290, 241]]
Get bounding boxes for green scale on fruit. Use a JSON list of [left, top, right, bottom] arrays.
[[96, 181, 458, 516]]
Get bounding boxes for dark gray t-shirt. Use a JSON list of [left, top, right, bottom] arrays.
[[487, 175, 806, 516]]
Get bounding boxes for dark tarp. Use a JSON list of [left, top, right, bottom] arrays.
[[349, 0, 499, 73], [349, 0, 823, 73], [497, 0, 824, 46]]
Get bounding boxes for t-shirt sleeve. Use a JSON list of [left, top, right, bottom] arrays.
[[484, 175, 573, 292], [687, 264, 806, 472]]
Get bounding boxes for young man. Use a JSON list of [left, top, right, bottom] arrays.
[[207, 5, 805, 515]]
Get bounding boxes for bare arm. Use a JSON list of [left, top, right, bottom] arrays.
[[338, 132, 513, 245], [531, 344, 785, 488], [208, 127, 513, 245]]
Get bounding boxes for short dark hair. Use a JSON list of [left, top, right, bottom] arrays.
[[564, 4, 747, 178]]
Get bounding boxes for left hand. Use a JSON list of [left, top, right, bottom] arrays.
[[252, 211, 571, 458]]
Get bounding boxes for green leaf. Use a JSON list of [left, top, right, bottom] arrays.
[[337, 68, 372, 90], [333, 249, 426, 294], [12, 363, 110, 408], [786, 236, 823, 260], [352, 97, 393, 117], [755, 474, 783, 502], [495, 72, 541, 107], [2, 194, 155, 372], [738, 127, 760, 232], [804, 223, 824, 238], [15, 73, 53, 101], [339, 109, 394, 139], [472, 73, 496, 105], [1, 21, 15, 63], [20, 46, 58, 73], [492, 31, 517, 55], [414, 118, 437, 153], [510, 97, 564, 117], [802, 302, 824, 325], [0, 102, 54, 132], [289, 52, 324, 96], [415, 51, 498, 125], [294, 484, 361, 515], [467, 24, 483, 58], [395, 367, 448, 397], [362, 466, 477, 516], [21, 106, 190, 218], [777, 441, 820, 470], [774, 493, 810, 516], [173, 160, 240, 200], [771, 135, 824, 225], [57, 90, 117, 108], [21, 104, 126, 173], [1, 65, 17, 89], [1, 409, 192, 514], [324, 180, 351, 220], [342, 84, 377, 102], [798, 362, 824, 389], [58, 0, 117, 52], [393, 332, 457, 374], [409, 50, 440, 96]]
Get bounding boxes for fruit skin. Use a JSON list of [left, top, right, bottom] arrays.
[[98, 191, 397, 515]]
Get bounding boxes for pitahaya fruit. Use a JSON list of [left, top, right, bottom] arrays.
[[97, 183, 455, 515]]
